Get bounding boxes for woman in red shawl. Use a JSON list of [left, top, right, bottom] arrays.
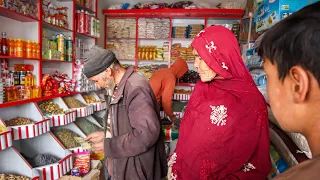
[[168, 26, 271, 179]]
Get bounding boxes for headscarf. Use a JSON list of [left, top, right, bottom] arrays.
[[170, 26, 270, 179], [170, 57, 188, 78]]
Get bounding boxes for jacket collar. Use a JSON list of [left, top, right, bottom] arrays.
[[110, 66, 134, 104]]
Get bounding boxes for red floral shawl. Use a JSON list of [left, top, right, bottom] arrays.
[[169, 26, 271, 180]]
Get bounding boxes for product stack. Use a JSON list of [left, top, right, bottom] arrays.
[[137, 64, 167, 80], [172, 24, 204, 38], [171, 43, 194, 62], [107, 18, 136, 39], [42, 0, 69, 29], [106, 41, 135, 60], [42, 30, 73, 61], [74, 60, 99, 92], [41, 71, 76, 97], [0, 0, 38, 19], [76, 10, 100, 38], [138, 18, 170, 39]]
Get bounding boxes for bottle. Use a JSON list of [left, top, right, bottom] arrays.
[[16, 39, 23, 57], [96, 19, 100, 38], [31, 42, 37, 58], [90, 15, 95, 36], [57, 34, 65, 61], [1, 32, 8, 56], [52, 34, 56, 41], [79, 10, 85, 33], [24, 86, 32, 99], [36, 43, 40, 59], [8, 38, 15, 56], [26, 40, 32, 58], [66, 36, 72, 61]]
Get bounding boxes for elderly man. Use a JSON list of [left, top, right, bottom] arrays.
[[84, 45, 167, 180]]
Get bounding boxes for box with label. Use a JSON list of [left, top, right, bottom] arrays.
[[254, 0, 319, 32]]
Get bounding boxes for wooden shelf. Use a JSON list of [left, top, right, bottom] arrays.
[[0, 92, 79, 108], [0, 7, 39, 22], [42, 21, 73, 33], [0, 56, 40, 61]]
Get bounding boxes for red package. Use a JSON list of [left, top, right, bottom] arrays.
[[73, 152, 90, 175]]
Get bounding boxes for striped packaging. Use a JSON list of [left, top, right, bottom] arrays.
[[0, 129, 13, 151], [173, 93, 190, 101], [93, 101, 107, 112], [49, 111, 76, 127], [74, 105, 94, 118], [36, 154, 73, 180], [10, 119, 50, 140], [70, 147, 85, 154]]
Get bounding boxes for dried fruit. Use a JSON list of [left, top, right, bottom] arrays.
[[0, 174, 31, 180], [63, 97, 86, 108], [5, 117, 35, 126], [39, 100, 65, 115]]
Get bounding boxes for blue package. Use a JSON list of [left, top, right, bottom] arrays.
[[121, 3, 130, 10], [254, 0, 319, 32]]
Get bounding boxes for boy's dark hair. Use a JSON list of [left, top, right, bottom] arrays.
[[257, 1, 320, 84]]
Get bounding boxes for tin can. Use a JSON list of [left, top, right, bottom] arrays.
[[84, 11, 89, 34], [13, 71, 20, 85], [76, 10, 80, 33], [71, 167, 80, 176], [66, 36, 73, 62], [19, 71, 26, 86], [79, 10, 85, 33]]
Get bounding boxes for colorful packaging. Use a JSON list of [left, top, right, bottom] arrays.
[[269, 145, 289, 178], [254, 0, 319, 32], [73, 152, 90, 175]]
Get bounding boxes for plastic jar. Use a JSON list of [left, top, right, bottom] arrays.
[[32, 86, 41, 98], [23, 86, 32, 99], [16, 39, 23, 57], [26, 40, 33, 58]]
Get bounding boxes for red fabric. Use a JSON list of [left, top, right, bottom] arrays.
[[171, 26, 271, 179]]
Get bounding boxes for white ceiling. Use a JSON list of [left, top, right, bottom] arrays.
[[104, 0, 239, 8]]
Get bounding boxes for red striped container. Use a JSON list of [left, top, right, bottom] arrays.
[[0, 129, 12, 151], [10, 119, 50, 140], [173, 93, 190, 101], [92, 101, 107, 112], [74, 105, 94, 118], [0, 147, 40, 179], [49, 110, 77, 127]]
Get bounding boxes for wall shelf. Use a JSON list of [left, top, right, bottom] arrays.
[[0, 7, 39, 22], [42, 21, 73, 33]]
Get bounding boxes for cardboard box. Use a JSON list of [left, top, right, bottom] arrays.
[[53, 123, 87, 154], [38, 98, 77, 127], [0, 103, 50, 140], [0, 147, 40, 179], [13, 132, 73, 180], [0, 118, 12, 151], [254, 0, 319, 32]]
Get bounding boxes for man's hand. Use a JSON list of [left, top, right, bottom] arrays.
[[92, 141, 104, 154], [85, 131, 105, 143]]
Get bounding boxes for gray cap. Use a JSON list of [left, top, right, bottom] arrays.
[[83, 45, 116, 78]]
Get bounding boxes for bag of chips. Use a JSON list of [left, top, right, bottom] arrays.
[[74, 152, 90, 175]]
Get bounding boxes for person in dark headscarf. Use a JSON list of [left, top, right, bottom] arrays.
[[167, 26, 271, 179], [84, 45, 167, 180]]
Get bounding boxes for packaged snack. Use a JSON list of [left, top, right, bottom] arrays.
[[73, 152, 90, 175]]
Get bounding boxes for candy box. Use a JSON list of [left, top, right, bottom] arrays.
[[13, 132, 73, 180], [0, 147, 40, 179], [254, 0, 319, 32], [0, 103, 50, 140]]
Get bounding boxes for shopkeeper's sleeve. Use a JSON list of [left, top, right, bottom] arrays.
[[104, 87, 160, 159], [161, 78, 176, 120]]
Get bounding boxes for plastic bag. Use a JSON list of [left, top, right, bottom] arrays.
[[74, 152, 90, 175]]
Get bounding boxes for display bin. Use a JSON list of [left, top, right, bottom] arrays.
[[85, 115, 103, 128], [0, 103, 50, 140], [173, 93, 190, 101], [84, 92, 107, 112], [52, 122, 87, 154], [0, 147, 40, 180], [38, 98, 77, 127], [70, 94, 94, 118], [13, 132, 73, 180], [0, 118, 12, 151]]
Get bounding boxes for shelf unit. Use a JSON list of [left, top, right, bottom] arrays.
[[0, 0, 104, 178], [103, 9, 244, 88]]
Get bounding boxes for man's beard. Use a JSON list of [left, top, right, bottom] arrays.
[[103, 77, 115, 96]]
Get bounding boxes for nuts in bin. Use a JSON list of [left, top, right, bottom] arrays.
[[5, 117, 35, 126], [39, 100, 65, 115], [0, 174, 31, 180]]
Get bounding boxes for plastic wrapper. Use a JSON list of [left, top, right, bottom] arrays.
[[168, 1, 193, 8], [74, 152, 90, 175]]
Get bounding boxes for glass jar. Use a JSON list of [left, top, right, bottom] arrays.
[[24, 86, 32, 99], [5, 87, 13, 102], [12, 86, 20, 101], [32, 86, 41, 98]]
